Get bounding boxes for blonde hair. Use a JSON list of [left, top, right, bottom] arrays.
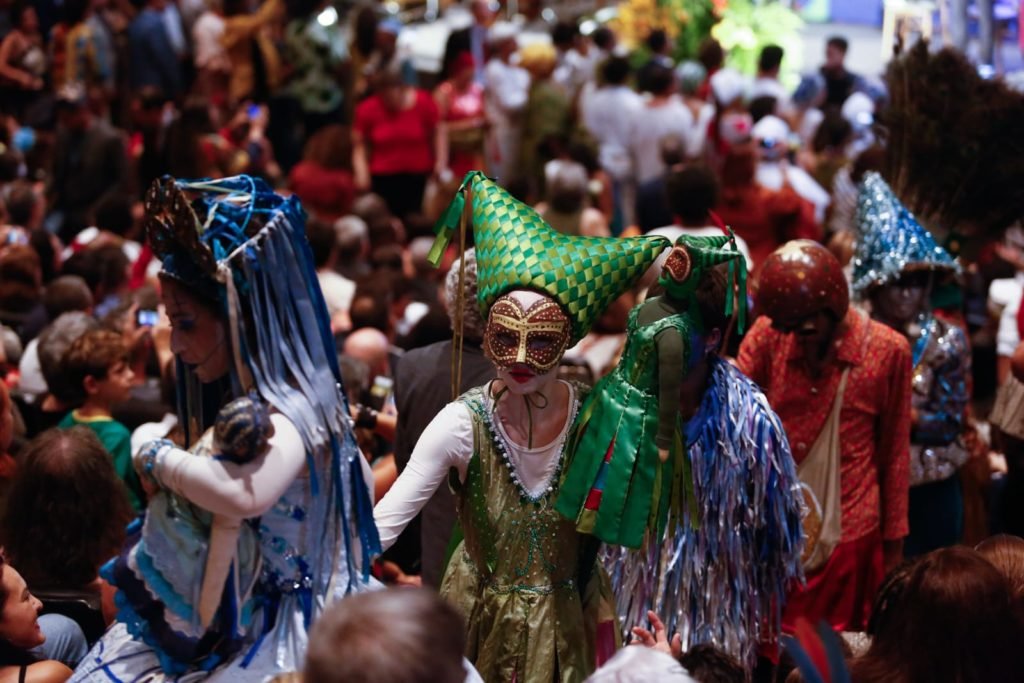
[[519, 43, 557, 78]]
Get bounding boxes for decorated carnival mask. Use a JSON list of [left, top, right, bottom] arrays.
[[484, 290, 571, 377], [662, 246, 693, 291]]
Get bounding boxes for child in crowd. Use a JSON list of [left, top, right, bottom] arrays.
[[57, 329, 144, 511]]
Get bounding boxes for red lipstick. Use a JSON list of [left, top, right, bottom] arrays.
[[507, 366, 535, 384]]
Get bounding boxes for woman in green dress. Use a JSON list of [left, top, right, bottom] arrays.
[[373, 172, 668, 682]]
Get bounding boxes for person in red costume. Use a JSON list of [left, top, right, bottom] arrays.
[[714, 145, 818, 284], [435, 52, 487, 181], [738, 240, 912, 633]]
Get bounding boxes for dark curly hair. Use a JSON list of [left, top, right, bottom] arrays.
[[0, 428, 132, 588]]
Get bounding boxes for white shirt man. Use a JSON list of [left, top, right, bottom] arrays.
[[628, 99, 695, 185], [753, 115, 830, 224], [483, 24, 529, 183], [582, 83, 643, 183]]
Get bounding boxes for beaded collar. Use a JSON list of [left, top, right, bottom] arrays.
[[479, 382, 579, 503]]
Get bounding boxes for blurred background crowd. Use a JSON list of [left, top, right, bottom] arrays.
[[1, 0, 1024, 681]]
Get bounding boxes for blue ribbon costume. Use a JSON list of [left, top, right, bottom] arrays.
[[72, 177, 379, 682]]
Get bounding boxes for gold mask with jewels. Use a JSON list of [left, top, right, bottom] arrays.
[[484, 295, 571, 374]]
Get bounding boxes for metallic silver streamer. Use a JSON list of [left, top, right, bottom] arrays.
[[602, 360, 804, 670]]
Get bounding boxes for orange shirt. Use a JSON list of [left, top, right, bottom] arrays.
[[738, 309, 912, 542]]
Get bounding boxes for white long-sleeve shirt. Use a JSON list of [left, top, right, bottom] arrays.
[[629, 99, 695, 185], [484, 58, 529, 125], [756, 162, 831, 224], [373, 381, 576, 551], [157, 413, 306, 518], [583, 85, 644, 181], [990, 273, 1024, 357]]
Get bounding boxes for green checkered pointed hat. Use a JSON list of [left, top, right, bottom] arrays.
[[429, 171, 670, 343], [658, 231, 749, 332]]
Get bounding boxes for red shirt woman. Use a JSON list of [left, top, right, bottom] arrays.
[[288, 124, 356, 222], [354, 69, 440, 219], [435, 52, 486, 180]]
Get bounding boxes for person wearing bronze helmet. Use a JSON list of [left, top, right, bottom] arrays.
[[738, 240, 912, 636]]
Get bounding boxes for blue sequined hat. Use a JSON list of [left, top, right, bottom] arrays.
[[852, 172, 961, 297]]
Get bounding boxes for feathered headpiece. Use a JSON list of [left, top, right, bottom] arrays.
[[880, 42, 1024, 245]]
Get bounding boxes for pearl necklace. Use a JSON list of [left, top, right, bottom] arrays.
[[480, 391, 579, 503]]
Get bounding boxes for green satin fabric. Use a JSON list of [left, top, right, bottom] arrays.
[[440, 386, 617, 683], [557, 303, 693, 549]]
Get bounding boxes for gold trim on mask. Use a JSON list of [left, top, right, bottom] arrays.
[[485, 297, 570, 373]]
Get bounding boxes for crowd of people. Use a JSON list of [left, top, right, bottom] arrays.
[[0, 0, 1023, 681]]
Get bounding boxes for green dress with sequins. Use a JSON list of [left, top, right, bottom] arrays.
[[556, 302, 694, 549], [440, 384, 619, 683]]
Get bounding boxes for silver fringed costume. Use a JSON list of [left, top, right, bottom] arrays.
[[852, 172, 967, 486], [907, 314, 970, 485], [602, 358, 804, 669]]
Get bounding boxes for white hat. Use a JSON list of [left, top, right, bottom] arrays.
[[752, 115, 791, 142], [709, 68, 749, 105], [487, 21, 518, 45], [585, 647, 696, 683], [841, 91, 875, 128]]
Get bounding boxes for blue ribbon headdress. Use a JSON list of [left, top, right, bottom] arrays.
[[146, 176, 380, 605]]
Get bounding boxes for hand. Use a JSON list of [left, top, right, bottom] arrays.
[[134, 439, 174, 492], [378, 560, 422, 587], [141, 476, 161, 498], [631, 611, 682, 659], [434, 161, 453, 179], [658, 447, 670, 463], [882, 539, 904, 573], [151, 308, 173, 367], [124, 304, 154, 353], [355, 171, 371, 193], [230, 102, 251, 129], [394, 572, 422, 587]]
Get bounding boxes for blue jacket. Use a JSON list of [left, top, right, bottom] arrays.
[[128, 8, 182, 97]]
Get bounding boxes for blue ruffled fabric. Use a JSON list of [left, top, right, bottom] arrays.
[[104, 524, 238, 676]]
